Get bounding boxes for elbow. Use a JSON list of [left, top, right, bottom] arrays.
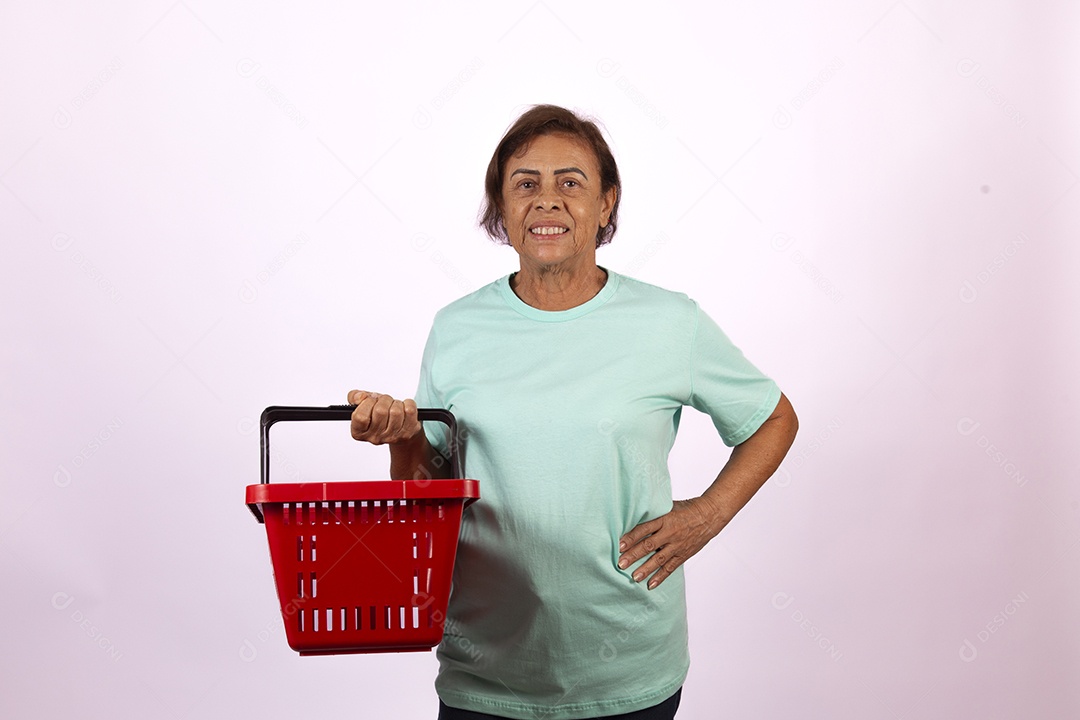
[[776, 391, 798, 445]]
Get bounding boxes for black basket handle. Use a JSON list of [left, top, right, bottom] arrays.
[[259, 405, 462, 484]]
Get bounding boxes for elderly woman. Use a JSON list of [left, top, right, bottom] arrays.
[[348, 105, 797, 720]]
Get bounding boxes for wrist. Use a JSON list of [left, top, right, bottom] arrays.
[[694, 492, 731, 535]]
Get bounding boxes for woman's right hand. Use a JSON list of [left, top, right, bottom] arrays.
[[346, 390, 423, 445]]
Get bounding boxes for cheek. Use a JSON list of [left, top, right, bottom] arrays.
[[505, 199, 527, 223], [499, 202, 519, 229]]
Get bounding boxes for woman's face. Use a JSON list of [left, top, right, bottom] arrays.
[[501, 133, 617, 273]]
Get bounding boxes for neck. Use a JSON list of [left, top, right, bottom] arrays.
[[512, 263, 608, 311]]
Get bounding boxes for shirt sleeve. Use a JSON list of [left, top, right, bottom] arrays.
[[414, 320, 451, 460], [687, 303, 782, 447]]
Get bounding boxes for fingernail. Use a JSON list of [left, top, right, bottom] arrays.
[[619, 541, 626, 551], [648, 580, 657, 590], [633, 572, 643, 582], [618, 559, 628, 569]]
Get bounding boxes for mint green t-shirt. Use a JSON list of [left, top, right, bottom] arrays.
[[416, 269, 781, 719]]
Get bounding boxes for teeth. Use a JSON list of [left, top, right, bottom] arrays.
[[531, 226, 568, 235]]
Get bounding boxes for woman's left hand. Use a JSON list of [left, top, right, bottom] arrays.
[[618, 497, 725, 590]]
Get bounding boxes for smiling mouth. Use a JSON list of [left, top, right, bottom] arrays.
[[529, 226, 569, 236]]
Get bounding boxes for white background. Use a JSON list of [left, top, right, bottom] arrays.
[[3, 1, 1078, 718]]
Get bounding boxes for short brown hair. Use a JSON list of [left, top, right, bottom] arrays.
[[479, 105, 622, 248]]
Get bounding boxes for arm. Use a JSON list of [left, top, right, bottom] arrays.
[[347, 389, 453, 481], [618, 391, 799, 589], [389, 431, 452, 481]]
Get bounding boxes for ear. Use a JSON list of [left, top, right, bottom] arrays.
[[599, 186, 617, 228]]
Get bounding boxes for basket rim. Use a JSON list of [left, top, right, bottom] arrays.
[[246, 478, 479, 505]]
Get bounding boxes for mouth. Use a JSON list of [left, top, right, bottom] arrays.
[[528, 224, 569, 237]]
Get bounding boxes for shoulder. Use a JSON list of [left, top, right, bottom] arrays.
[[431, 276, 508, 325], [609, 270, 699, 315]]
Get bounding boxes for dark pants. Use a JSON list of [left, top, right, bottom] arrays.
[[438, 688, 681, 720]]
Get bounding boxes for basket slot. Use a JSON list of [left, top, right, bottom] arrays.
[[311, 572, 317, 598], [283, 504, 291, 525], [297, 572, 310, 599], [347, 501, 355, 524], [294, 534, 316, 563], [425, 531, 434, 560]]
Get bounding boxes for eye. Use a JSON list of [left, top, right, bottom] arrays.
[[519, 180, 535, 189], [562, 179, 579, 188]]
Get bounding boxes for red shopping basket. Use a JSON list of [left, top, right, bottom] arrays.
[[246, 405, 478, 656]]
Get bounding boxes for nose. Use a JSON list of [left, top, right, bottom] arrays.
[[535, 185, 561, 211]]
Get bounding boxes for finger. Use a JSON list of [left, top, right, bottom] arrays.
[[633, 544, 687, 587], [347, 389, 367, 405], [368, 394, 394, 443], [385, 399, 406, 439], [618, 528, 663, 570], [619, 517, 662, 552], [352, 392, 385, 440], [654, 549, 690, 587], [645, 564, 674, 590], [629, 544, 668, 582], [401, 398, 421, 439], [350, 396, 374, 440]]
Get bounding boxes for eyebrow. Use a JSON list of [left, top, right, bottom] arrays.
[[509, 167, 589, 179]]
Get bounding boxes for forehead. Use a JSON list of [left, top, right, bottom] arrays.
[[507, 132, 599, 171]]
